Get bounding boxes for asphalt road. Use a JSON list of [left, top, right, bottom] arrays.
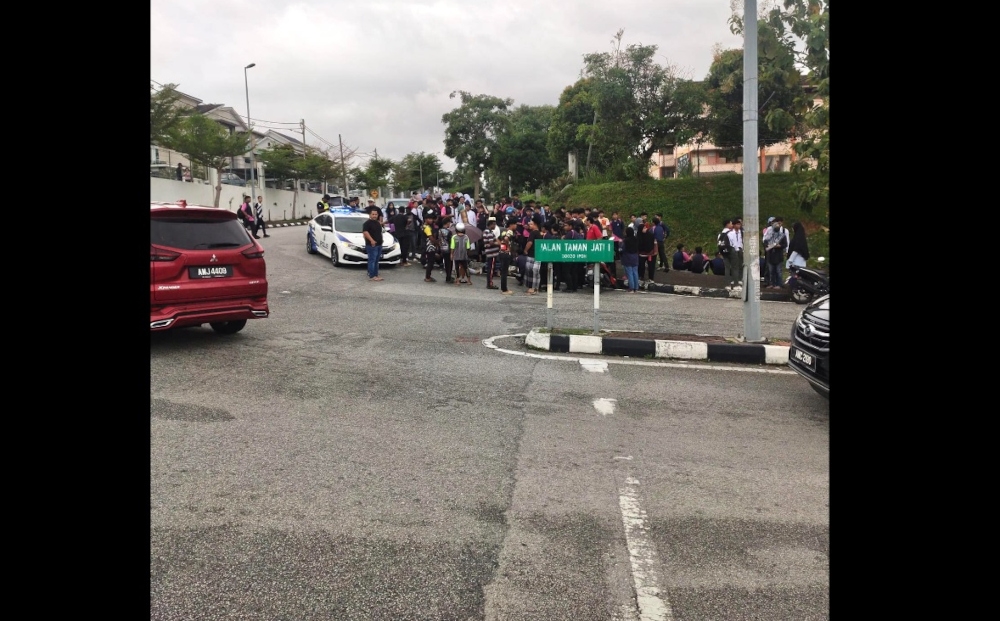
[[151, 224, 829, 621]]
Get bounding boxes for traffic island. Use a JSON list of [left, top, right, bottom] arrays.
[[525, 328, 790, 365]]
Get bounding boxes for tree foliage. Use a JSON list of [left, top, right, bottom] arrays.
[[257, 144, 304, 183], [703, 21, 805, 154], [392, 152, 444, 193], [441, 91, 513, 200], [168, 114, 251, 208], [351, 156, 393, 194], [733, 0, 829, 212], [546, 79, 599, 171], [150, 83, 188, 146], [493, 104, 563, 194], [582, 30, 705, 180]]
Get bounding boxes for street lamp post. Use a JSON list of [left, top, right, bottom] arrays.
[[244, 63, 256, 190]]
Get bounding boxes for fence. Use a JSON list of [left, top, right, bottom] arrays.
[[150, 177, 328, 221]]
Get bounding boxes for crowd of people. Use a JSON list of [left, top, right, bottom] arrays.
[[370, 194, 684, 294], [339, 192, 812, 293]]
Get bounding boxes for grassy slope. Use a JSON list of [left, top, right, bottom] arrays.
[[558, 172, 829, 269]]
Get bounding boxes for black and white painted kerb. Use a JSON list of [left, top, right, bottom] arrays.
[[526, 328, 789, 365]]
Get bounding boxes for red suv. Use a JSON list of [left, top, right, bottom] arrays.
[[150, 201, 269, 334]]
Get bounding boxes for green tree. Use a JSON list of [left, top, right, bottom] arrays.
[[258, 144, 306, 217], [546, 79, 599, 173], [350, 155, 394, 198], [150, 83, 189, 147], [733, 0, 829, 212], [301, 150, 337, 188], [493, 104, 563, 194], [582, 30, 705, 180], [703, 21, 804, 158], [441, 91, 513, 201], [393, 152, 444, 193], [168, 114, 251, 208]]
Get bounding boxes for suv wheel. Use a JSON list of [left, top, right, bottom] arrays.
[[210, 319, 247, 335]]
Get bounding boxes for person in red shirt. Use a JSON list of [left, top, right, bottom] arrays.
[[585, 212, 604, 240]]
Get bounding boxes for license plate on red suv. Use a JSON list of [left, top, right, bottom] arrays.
[[189, 266, 233, 279]]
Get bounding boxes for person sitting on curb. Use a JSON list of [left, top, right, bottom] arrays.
[[690, 247, 710, 274], [672, 243, 692, 271], [708, 251, 726, 276]]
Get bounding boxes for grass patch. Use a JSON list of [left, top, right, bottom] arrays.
[[553, 173, 829, 268], [550, 328, 601, 335]]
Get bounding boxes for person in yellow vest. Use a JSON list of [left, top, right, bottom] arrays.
[[316, 194, 331, 215]]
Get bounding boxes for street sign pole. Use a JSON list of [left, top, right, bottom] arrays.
[[546, 264, 554, 329], [533, 239, 614, 335], [593, 263, 600, 335]]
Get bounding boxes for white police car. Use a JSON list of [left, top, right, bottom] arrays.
[[306, 208, 401, 266]]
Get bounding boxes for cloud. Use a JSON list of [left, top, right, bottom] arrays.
[[152, 0, 742, 170]]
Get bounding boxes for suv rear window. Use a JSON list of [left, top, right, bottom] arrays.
[[151, 218, 250, 250]]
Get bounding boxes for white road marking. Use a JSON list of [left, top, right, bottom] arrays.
[[483, 334, 797, 375], [593, 398, 617, 416], [619, 477, 673, 621], [614, 456, 634, 461], [581, 359, 609, 373]]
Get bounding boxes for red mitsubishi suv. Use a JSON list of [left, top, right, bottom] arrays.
[[150, 201, 269, 334]]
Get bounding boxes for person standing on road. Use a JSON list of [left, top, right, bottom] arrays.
[[728, 218, 744, 287], [718, 219, 735, 287], [253, 195, 269, 238], [622, 226, 640, 293], [176, 163, 183, 181], [787, 221, 810, 269], [764, 217, 788, 288], [438, 216, 455, 283], [451, 222, 473, 285], [482, 217, 501, 290], [362, 207, 384, 281], [391, 209, 410, 266], [240, 196, 258, 238], [423, 215, 439, 283], [653, 216, 670, 271], [637, 219, 657, 287]]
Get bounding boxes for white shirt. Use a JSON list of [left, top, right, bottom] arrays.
[[466, 208, 477, 228], [727, 228, 743, 250]]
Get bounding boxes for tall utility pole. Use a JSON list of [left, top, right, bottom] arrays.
[[244, 63, 256, 190], [338, 134, 348, 197], [300, 120, 307, 156], [742, 0, 761, 341]]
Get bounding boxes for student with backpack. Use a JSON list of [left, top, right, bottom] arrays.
[[718, 219, 734, 286]]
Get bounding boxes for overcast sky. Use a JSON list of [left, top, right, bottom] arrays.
[[151, 0, 745, 172]]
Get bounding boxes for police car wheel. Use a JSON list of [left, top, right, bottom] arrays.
[[306, 235, 317, 254], [331, 247, 340, 267]]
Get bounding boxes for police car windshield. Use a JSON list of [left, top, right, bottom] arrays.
[[333, 217, 365, 233]]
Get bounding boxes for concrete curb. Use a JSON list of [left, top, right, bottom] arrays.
[[270, 221, 309, 227], [526, 328, 789, 365]]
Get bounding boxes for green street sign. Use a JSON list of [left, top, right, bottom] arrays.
[[535, 239, 614, 263]]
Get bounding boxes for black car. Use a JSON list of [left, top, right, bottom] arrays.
[[789, 294, 829, 398]]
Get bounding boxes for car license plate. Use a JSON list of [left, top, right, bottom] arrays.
[[189, 266, 232, 279], [791, 347, 816, 370]]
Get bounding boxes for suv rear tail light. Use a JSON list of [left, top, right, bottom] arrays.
[[242, 244, 265, 260], [151, 244, 180, 262]]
